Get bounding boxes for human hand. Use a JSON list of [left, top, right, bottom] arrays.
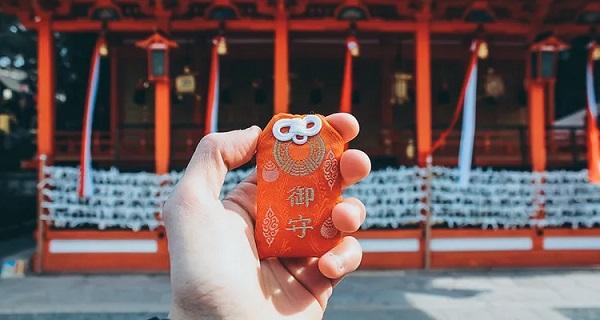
[[164, 113, 371, 320]]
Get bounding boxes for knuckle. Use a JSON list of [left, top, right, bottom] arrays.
[[344, 235, 362, 250], [194, 133, 224, 164], [161, 183, 196, 224], [162, 193, 177, 216], [345, 197, 366, 212], [197, 133, 220, 152], [161, 193, 181, 225]]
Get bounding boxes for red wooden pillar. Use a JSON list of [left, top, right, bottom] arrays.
[[37, 17, 55, 160], [415, 21, 432, 166], [529, 81, 546, 172], [155, 81, 170, 174], [136, 33, 177, 174], [274, 0, 289, 114]]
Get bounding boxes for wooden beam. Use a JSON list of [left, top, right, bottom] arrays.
[[173, 19, 275, 31], [288, 19, 349, 32], [528, 0, 553, 40], [45, 18, 538, 35], [431, 21, 530, 35]]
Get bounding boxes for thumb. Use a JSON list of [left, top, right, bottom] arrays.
[[181, 126, 262, 200]]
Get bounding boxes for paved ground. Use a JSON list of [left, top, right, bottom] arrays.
[[0, 268, 600, 320], [1, 236, 599, 319]]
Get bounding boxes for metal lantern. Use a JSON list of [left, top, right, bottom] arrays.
[[135, 32, 178, 82], [175, 66, 196, 94], [529, 35, 569, 81]]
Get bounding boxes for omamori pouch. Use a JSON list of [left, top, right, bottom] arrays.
[[255, 113, 345, 258]]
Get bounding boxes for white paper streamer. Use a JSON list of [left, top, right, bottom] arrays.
[[40, 165, 600, 231], [458, 63, 478, 186]]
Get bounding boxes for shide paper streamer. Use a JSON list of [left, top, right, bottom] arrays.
[[41, 165, 600, 231]]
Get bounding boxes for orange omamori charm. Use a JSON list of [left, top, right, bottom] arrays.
[[255, 113, 345, 258]]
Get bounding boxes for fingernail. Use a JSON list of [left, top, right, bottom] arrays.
[[340, 202, 360, 217], [348, 202, 361, 214]]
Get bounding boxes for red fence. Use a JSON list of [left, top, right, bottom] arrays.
[[386, 126, 587, 168], [55, 124, 203, 167]]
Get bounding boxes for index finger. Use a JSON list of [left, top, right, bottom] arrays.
[[325, 113, 360, 143]]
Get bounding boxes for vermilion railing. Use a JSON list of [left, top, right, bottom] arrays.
[[54, 124, 203, 165], [386, 126, 588, 168], [55, 125, 589, 168]]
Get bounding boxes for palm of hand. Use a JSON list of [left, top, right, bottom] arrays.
[[165, 114, 369, 320], [168, 175, 332, 320]]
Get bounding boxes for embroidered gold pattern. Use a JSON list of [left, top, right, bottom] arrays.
[[320, 216, 338, 239], [323, 150, 338, 190], [287, 186, 315, 207], [273, 136, 326, 176], [286, 215, 313, 239], [262, 207, 279, 247], [262, 160, 279, 182]]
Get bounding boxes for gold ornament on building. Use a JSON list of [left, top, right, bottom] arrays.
[[0, 114, 11, 134], [592, 46, 600, 61], [391, 72, 412, 106], [477, 40, 489, 59], [175, 66, 196, 94], [484, 68, 505, 98]]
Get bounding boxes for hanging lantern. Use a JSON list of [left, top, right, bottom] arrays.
[[391, 72, 412, 106], [135, 32, 178, 82], [529, 35, 569, 81], [175, 66, 196, 94]]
